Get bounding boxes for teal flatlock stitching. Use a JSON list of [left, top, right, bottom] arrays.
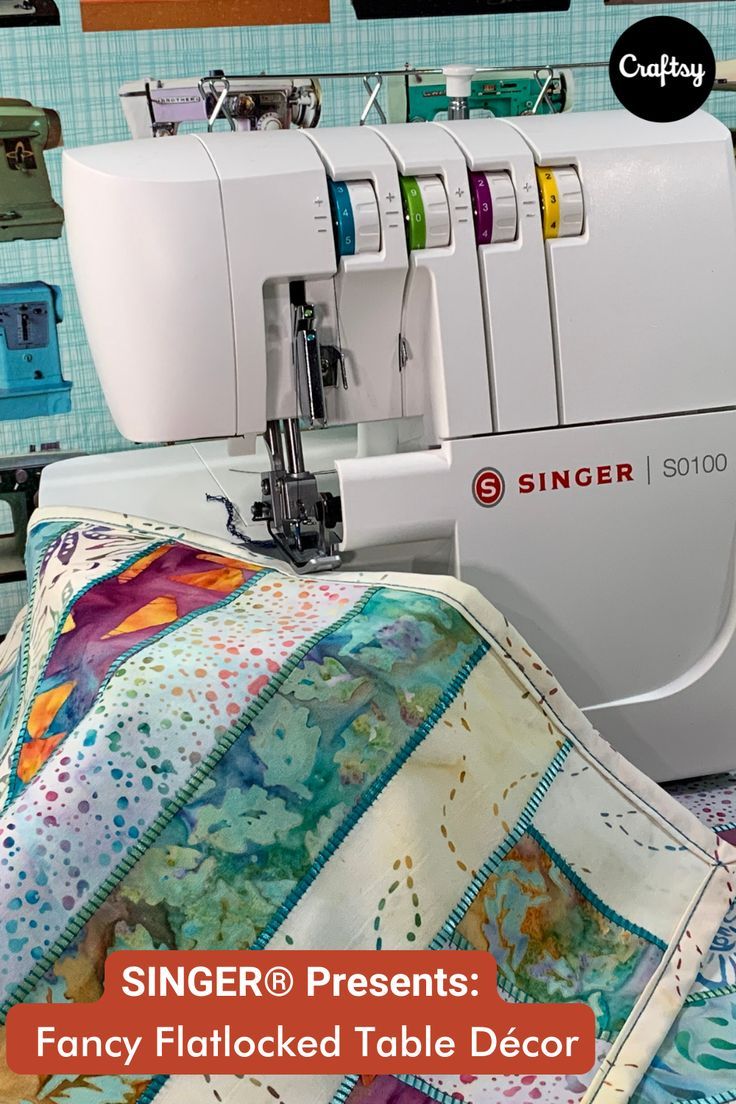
[[137, 1075, 170, 1103], [428, 738, 574, 948], [252, 637, 489, 950], [0, 586, 379, 1021], [586, 862, 718, 1104], [375, 579, 716, 864], [398, 1074, 457, 1102], [324, 745, 575, 1104], [449, 926, 616, 1043], [5, 565, 271, 810], [1, 537, 169, 813], [672, 1095, 736, 1104], [331, 1074, 361, 1104], [526, 823, 666, 950], [332, 1074, 455, 1104], [135, 616, 490, 1102], [685, 982, 736, 1006], [0, 520, 78, 763]]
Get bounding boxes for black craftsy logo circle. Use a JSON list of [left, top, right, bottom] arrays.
[[609, 17, 715, 123]]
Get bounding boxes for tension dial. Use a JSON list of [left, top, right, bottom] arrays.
[[535, 165, 584, 240]]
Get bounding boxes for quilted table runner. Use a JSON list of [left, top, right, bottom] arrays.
[[0, 507, 735, 1104]]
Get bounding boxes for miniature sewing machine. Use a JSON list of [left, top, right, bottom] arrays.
[[0, 99, 63, 242], [0, 0, 59, 25], [0, 282, 71, 419], [45, 108, 736, 783], [386, 66, 571, 122], [119, 73, 322, 138]]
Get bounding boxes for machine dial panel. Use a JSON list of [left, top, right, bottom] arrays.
[[536, 165, 584, 239], [328, 178, 381, 257], [347, 180, 381, 254], [399, 174, 451, 250], [469, 170, 518, 246]]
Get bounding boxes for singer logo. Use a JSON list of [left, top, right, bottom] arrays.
[[518, 463, 634, 494], [472, 463, 634, 506], [472, 468, 505, 507]]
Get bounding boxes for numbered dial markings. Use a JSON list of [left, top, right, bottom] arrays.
[[328, 179, 381, 258], [469, 171, 517, 247], [535, 165, 584, 240], [400, 175, 451, 251]]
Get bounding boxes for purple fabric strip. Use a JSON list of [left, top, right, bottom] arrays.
[[346, 1077, 431, 1104], [46, 543, 260, 681], [9, 545, 263, 795]]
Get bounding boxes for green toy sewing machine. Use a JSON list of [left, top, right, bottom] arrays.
[[0, 99, 64, 243], [386, 68, 571, 123]]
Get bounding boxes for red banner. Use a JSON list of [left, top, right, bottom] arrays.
[[7, 951, 595, 1076]]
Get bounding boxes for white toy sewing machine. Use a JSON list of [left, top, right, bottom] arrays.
[[45, 108, 736, 783], [118, 73, 322, 138]]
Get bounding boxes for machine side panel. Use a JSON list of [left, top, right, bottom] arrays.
[[62, 137, 236, 441]]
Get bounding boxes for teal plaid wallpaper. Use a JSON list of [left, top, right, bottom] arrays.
[[0, 0, 735, 461], [0, 0, 734, 632]]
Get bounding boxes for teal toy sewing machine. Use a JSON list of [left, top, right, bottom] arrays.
[[386, 69, 570, 122], [0, 282, 71, 420]]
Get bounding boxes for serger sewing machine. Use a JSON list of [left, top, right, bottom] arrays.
[[44, 109, 736, 783]]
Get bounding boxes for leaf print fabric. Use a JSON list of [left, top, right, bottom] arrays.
[[455, 830, 663, 1037], [1, 507, 735, 1104]]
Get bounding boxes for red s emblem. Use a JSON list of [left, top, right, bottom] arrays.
[[472, 467, 505, 507]]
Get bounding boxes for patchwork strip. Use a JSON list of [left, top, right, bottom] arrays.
[[0, 571, 486, 1104], [532, 746, 711, 945], [0, 568, 370, 1012], [142, 634, 571, 1104], [455, 827, 664, 1037], [4, 544, 265, 804], [3, 508, 736, 1104], [0, 523, 169, 804], [693, 897, 736, 990], [585, 862, 732, 1103], [429, 742, 574, 946], [630, 984, 736, 1103]]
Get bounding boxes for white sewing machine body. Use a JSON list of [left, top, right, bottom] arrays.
[[47, 109, 736, 782]]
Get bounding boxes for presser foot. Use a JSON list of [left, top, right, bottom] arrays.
[[206, 490, 341, 573], [270, 531, 342, 574], [252, 469, 342, 574]]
